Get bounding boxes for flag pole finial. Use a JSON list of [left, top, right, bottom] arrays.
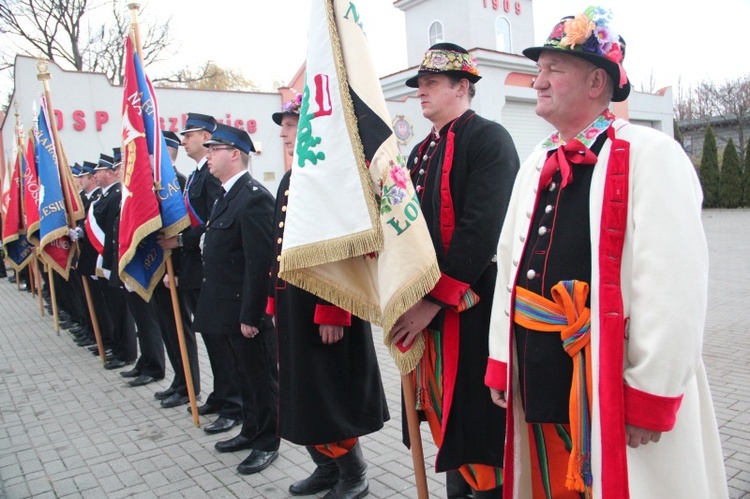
[[36, 58, 50, 82]]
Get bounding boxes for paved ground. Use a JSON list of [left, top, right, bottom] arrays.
[[0, 208, 749, 498]]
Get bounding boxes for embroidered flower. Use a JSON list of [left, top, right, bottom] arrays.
[[585, 128, 599, 139], [389, 164, 409, 189], [550, 21, 565, 40], [430, 53, 449, 69]]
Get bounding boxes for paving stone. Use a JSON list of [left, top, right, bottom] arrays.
[[1, 209, 749, 497]]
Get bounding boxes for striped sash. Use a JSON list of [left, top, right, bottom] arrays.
[[514, 280, 593, 493], [184, 171, 203, 228]]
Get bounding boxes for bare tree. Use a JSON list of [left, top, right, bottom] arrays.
[[155, 61, 259, 92], [0, 0, 173, 85], [712, 76, 750, 160]]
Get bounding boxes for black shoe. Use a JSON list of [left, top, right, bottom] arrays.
[[68, 324, 86, 335], [205, 417, 240, 435], [161, 393, 190, 408], [76, 338, 96, 347], [128, 375, 159, 387], [214, 434, 252, 452], [237, 449, 279, 475], [88, 345, 100, 353], [120, 368, 141, 378], [154, 387, 176, 400], [188, 403, 220, 416], [59, 320, 78, 330], [289, 446, 339, 496], [104, 359, 131, 370]]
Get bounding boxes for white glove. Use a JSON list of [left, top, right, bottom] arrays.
[[68, 227, 84, 241]]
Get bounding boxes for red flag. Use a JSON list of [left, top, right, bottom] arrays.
[[118, 35, 163, 299], [2, 149, 34, 271], [22, 132, 41, 243]]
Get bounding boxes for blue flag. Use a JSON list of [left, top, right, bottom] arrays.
[[35, 102, 74, 278]]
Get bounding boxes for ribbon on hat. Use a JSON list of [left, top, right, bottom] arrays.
[[539, 139, 598, 189]]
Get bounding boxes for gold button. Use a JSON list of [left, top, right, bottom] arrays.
[[284, 190, 289, 196], [276, 255, 281, 261], [281, 206, 287, 212], [279, 222, 284, 228], [277, 238, 282, 244]]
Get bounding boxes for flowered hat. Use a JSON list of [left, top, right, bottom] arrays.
[[272, 93, 302, 126], [405, 42, 481, 88], [523, 6, 630, 102]]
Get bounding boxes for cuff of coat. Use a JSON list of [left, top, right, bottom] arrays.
[[624, 383, 683, 432], [429, 273, 470, 307], [314, 304, 351, 327], [265, 297, 275, 316], [484, 358, 508, 391]]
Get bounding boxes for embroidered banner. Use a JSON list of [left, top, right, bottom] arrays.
[[2, 140, 35, 271], [118, 35, 189, 300], [35, 100, 74, 279], [279, 0, 439, 373]]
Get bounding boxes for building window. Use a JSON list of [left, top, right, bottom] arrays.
[[429, 21, 444, 46], [496, 17, 511, 52]]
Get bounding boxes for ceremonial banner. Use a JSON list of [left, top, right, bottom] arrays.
[[119, 36, 189, 300], [22, 132, 41, 243], [35, 101, 74, 278], [279, 0, 439, 373], [2, 148, 34, 270]]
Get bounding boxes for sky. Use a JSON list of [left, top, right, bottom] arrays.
[[140, 0, 750, 95], [2, 0, 748, 98]]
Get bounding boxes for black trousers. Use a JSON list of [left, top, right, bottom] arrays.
[[153, 285, 200, 396], [101, 284, 136, 362], [200, 333, 242, 420], [226, 328, 280, 452], [125, 292, 165, 379]]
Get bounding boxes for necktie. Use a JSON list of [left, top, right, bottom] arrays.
[[539, 139, 598, 190]]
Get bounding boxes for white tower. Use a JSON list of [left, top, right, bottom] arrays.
[[394, 0, 536, 67]]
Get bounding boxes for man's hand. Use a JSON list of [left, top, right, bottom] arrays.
[[156, 233, 179, 250], [319, 325, 344, 344], [490, 388, 508, 408], [241, 323, 259, 339], [625, 424, 662, 448], [390, 299, 441, 348]]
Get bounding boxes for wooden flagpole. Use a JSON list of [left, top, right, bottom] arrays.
[[81, 275, 107, 365], [128, 2, 199, 427], [47, 264, 59, 334], [402, 374, 429, 499], [34, 257, 44, 316]]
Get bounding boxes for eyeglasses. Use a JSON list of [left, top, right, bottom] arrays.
[[206, 146, 236, 155]]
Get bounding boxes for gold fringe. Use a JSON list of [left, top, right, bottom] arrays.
[[160, 215, 190, 240], [388, 335, 426, 375], [279, 229, 380, 274], [282, 267, 382, 325], [2, 254, 33, 273], [325, 0, 383, 244], [38, 247, 71, 281], [38, 225, 69, 251], [117, 215, 163, 276], [380, 261, 441, 335], [120, 258, 167, 302]]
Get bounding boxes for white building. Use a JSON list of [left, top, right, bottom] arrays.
[[1, 0, 674, 194]]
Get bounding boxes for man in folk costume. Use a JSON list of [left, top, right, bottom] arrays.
[[157, 113, 241, 429], [485, 7, 728, 498], [391, 43, 520, 498], [268, 96, 390, 499], [193, 124, 280, 476]]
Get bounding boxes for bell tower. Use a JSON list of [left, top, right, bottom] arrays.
[[394, 0, 535, 66]]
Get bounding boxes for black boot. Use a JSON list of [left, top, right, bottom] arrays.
[[323, 441, 368, 499], [446, 470, 473, 498], [289, 446, 339, 496], [472, 486, 503, 499]]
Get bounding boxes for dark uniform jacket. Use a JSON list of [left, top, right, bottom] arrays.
[[92, 182, 122, 286], [193, 172, 274, 334], [77, 187, 101, 277], [407, 110, 519, 471], [269, 170, 389, 445], [179, 159, 222, 291]]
